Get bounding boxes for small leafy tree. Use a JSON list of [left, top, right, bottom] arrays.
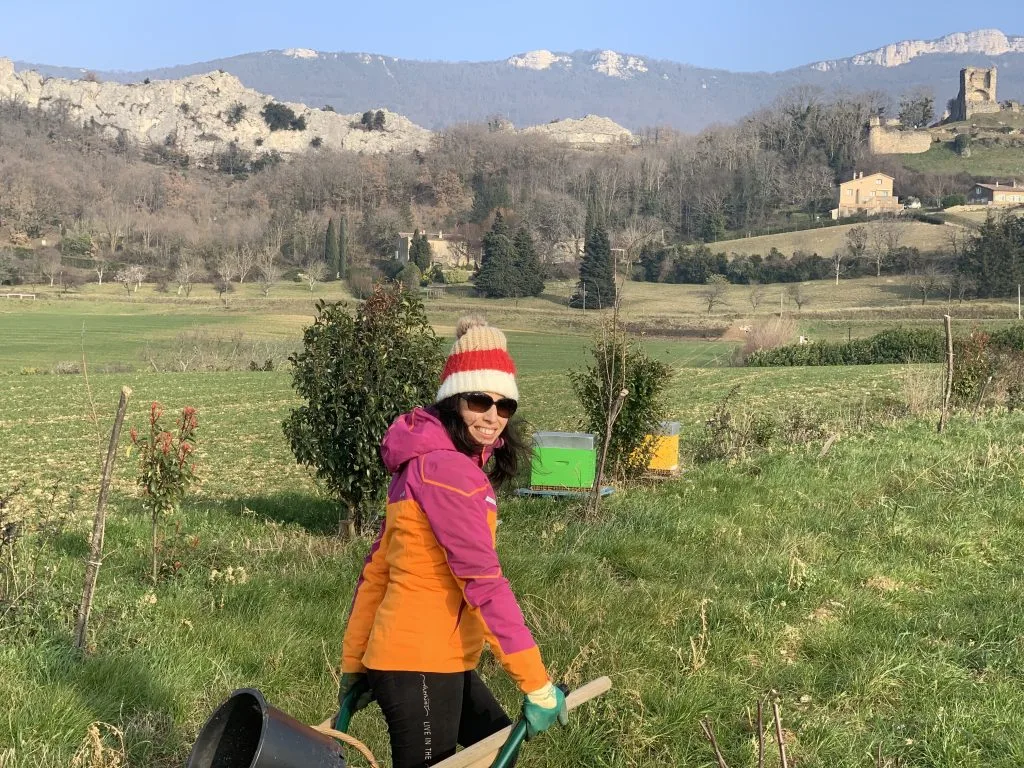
[[130, 403, 198, 583], [373, 110, 386, 131], [262, 102, 305, 131], [225, 102, 247, 127], [569, 323, 672, 483], [397, 262, 421, 291], [282, 283, 445, 535]]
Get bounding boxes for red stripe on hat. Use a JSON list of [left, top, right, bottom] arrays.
[[442, 349, 516, 379]]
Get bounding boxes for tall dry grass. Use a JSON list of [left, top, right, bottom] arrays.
[[736, 317, 799, 363], [900, 364, 944, 416]]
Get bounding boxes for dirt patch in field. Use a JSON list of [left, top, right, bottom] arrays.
[[622, 321, 729, 340], [865, 575, 902, 592], [717, 322, 753, 343]]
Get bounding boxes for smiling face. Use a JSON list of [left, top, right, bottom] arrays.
[[458, 391, 509, 448]]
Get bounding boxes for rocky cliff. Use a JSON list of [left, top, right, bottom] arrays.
[[0, 58, 432, 159], [812, 29, 1024, 71], [521, 115, 634, 146]]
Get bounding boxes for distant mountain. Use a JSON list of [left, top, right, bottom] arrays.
[[12, 29, 1024, 133]]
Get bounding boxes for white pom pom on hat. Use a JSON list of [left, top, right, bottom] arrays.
[[436, 314, 519, 403], [455, 313, 489, 339]]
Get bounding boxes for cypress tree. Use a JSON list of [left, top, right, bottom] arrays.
[[339, 218, 348, 279], [410, 230, 432, 272], [325, 218, 340, 280], [513, 227, 545, 297], [475, 213, 518, 298]]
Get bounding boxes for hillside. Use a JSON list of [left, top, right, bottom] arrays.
[[0, 58, 432, 160], [13, 29, 1024, 132]]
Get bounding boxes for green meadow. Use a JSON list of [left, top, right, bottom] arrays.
[[3, 283, 1024, 767]]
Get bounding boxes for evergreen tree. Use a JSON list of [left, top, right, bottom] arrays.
[[570, 217, 616, 309], [339, 217, 348, 279], [325, 218, 340, 280], [474, 213, 518, 298], [958, 215, 1024, 298], [410, 230, 433, 272], [512, 227, 545, 297]]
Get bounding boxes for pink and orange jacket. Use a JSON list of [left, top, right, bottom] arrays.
[[340, 407, 549, 694]]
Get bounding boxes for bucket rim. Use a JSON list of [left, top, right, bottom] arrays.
[[188, 687, 270, 768]]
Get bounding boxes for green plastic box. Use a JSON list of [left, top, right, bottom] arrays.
[[530, 432, 596, 489]]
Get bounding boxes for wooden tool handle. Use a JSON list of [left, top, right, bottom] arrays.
[[433, 676, 613, 768]]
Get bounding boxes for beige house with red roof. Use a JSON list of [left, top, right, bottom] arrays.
[[831, 172, 901, 219]]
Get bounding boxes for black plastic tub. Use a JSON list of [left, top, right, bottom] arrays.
[[187, 688, 346, 768]]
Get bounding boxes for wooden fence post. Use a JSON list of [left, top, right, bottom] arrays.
[[74, 385, 132, 651], [938, 315, 953, 433]]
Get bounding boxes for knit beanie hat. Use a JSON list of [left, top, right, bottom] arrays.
[[436, 315, 519, 403]]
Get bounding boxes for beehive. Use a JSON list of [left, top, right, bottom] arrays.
[[529, 432, 596, 490], [646, 421, 680, 474]]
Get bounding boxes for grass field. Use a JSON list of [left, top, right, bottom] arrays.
[[5, 359, 1024, 767], [5, 280, 1024, 767], [712, 220, 955, 259], [4, 278, 1023, 375], [896, 142, 1024, 177]]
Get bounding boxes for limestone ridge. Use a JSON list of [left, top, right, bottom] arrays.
[[812, 29, 1024, 71], [506, 49, 648, 78], [0, 57, 432, 159], [521, 115, 634, 146], [14, 31, 1024, 133]]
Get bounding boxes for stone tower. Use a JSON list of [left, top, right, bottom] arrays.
[[952, 67, 999, 121]]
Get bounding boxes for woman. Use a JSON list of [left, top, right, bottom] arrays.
[[338, 316, 566, 768]]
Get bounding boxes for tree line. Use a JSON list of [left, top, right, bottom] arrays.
[[0, 85, 997, 295]]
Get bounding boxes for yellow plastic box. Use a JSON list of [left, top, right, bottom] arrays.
[[646, 421, 680, 474]]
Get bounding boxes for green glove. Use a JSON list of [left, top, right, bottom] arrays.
[[522, 682, 568, 740], [335, 672, 373, 730]]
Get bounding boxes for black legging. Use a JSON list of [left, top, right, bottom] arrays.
[[367, 669, 515, 768]]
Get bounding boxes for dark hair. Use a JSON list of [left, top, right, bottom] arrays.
[[434, 395, 528, 488]]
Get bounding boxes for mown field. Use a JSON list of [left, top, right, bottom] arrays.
[[4, 284, 1024, 767], [4, 276, 1023, 374]]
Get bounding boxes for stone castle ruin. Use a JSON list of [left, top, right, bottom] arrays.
[[871, 65, 1021, 155], [868, 115, 932, 154], [950, 67, 999, 122]]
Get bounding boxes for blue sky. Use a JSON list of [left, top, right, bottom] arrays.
[[2, 1, 1023, 72]]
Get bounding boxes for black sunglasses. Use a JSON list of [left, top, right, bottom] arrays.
[[460, 392, 518, 419]]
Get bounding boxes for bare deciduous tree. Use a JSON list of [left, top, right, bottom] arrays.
[[256, 248, 280, 297], [304, 259, 327, 292], [911, 259, 945, 304], [749, 282, 766, 311], [835, 225, 868, 285], [114, 264, 146, 296], [175, 260, 198, 297], [786, 282, 809, 311], [35, 248, 62, 287], [700, 274, 730, 315]]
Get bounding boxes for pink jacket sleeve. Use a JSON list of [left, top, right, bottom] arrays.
[[413, 451, 549, 693]]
